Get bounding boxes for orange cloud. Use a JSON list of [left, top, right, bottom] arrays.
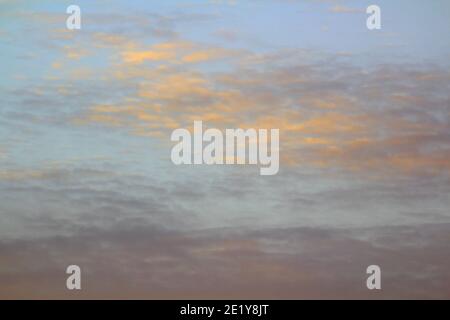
[[182, 49, 230, 63], [122, 50, 175, 64], [69, 35, 449, 179]]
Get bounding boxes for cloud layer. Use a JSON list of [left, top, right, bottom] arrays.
[[1, 0, 449, 299]]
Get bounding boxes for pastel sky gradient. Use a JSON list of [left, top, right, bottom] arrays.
[[0, 0, 449, 299]]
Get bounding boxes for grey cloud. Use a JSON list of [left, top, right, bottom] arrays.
[[0, 223, 449, 299]]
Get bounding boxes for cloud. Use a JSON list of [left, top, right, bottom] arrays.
[[182, 48, 231, 63], [329, 5, 363, 13], [1, 1, 450, 299], [0, 223, 449, 299], [0, 147, 7, 160], [122, 50, 176, 64], [71, 46, 450, 179]]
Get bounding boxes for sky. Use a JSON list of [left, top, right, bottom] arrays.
[[0, 0, 449, 299]]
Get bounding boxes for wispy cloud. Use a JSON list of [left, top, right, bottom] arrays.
[[1, 0, 450, 299]]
